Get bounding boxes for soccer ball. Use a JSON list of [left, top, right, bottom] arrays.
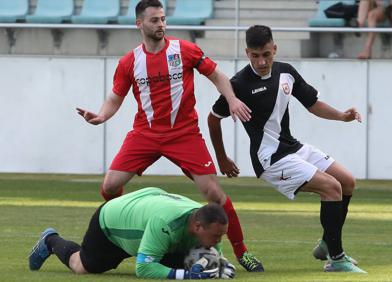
[[183, 246, 220, 270]]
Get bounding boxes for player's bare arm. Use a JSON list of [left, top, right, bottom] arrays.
[[76, 92, 125, 125], [207, 69, 251, 122], [208, 113, 240, 178], [308, 100, 362, 123]]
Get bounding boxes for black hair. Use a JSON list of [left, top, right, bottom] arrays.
[[135, 0, 163, 18], [194, 203, 228, 227], [246, 25, 274, 49]]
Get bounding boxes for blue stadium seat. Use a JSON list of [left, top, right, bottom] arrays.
[[0, 0, 28, 23], [71, 0, 120, 24], [26, 0, 73, 23], [118, 0, 167, 25], [308, 0, 356, 27], [166, 0, 213, 25]]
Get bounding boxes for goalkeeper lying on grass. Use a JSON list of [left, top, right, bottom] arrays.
[[29, 187, 235, 279]]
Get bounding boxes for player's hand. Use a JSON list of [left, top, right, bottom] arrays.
[[218, 157, 239, 178], [227, 97, 251, 122], [341, 107, 362, 123], [186, 257, 219, 279], [76, 107, 105, 125], [218, 257, 235, 279]]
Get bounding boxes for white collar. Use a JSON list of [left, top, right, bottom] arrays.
[[249, 63, 271, 80]]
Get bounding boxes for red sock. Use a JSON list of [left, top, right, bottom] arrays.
[[100, 186, 124, 201], [222, 196, 247, 258]]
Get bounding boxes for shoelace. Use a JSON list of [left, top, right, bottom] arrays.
[[30, 241, 41, 256], [30, 238, 49, 258], [240, 254, 259, 270]]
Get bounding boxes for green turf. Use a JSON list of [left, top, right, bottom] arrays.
[[0, 173, 391, 281]]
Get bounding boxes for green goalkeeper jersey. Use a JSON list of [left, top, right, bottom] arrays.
[[99, 187, 204, 279]]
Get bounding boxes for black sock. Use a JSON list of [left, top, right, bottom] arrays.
[[322, 195, 352, 242], [46, 234, 81, 268], [320, 201, 344, 260], [341, 195, 352, 227]]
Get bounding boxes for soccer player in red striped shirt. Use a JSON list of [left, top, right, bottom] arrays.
[[76, 0, 263, 272]]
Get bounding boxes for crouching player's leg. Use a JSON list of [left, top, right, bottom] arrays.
[[261, 145, 365, 273], [29, 205, 130, 274], [29, 227, 85, 273], [312, 161, 359, 265]]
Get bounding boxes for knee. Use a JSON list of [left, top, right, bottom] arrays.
[[341, 175, 356, 195], [197, 178, 226, 204], [367, 10, 379, 24], [205, 185, 226, 205], [69, 252, 88, 274], [320, 177, 342, 201], [102, 178, 119, 194]]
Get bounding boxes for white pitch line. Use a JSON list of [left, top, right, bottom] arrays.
[[244, 239, 392, 246], [3, 234, 390, 247]]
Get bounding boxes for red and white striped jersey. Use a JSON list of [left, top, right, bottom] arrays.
[[112, 37, 217, 137]]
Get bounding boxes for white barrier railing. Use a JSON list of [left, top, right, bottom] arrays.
[[0, 23, 392, 33]]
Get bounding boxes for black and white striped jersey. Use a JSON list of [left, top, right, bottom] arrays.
[[211, 61, 318, 177]]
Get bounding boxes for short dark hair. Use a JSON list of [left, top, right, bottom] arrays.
[[194, 203, 228, 227], [135, 0, 163, 18], [246, 25, 274, 49]]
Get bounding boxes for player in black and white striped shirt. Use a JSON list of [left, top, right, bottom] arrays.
[[208, 25, 366, 273]]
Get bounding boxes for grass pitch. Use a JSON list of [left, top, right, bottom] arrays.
[[0, 174, 391, 282]]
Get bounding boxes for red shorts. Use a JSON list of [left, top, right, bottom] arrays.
[[109, 131, 217, 177]]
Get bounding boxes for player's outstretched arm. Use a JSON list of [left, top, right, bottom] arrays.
[[208, 113, 240, 178], [308, 100, 362, 123], [207, 69, 251, 122], [76, 92, 125, 125]]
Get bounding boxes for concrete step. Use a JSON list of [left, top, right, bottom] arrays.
[[204, 30, 311, 40], [205, 18, 308, 27], [214, 9, 316, 19], [214, 0, 317, 10], [196, 37, 306, 59], [0, 28, 193, 56]]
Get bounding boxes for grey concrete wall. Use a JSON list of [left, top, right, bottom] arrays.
[[0, 57, 390, 179], [368, 61, 392, 179], [0, 57, 105, 173], [0, 28, 192, 56]]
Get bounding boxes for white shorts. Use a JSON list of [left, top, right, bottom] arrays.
[[260, 143, 334, 200]]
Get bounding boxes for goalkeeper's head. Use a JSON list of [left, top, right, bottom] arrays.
[[189, 203, 228, 248]]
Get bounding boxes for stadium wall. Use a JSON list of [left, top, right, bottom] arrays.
[[0, 57, 390, 179]]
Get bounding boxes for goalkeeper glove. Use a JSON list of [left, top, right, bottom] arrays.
[[167, 257, 219, 279], [219, 257, 235, 279]]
